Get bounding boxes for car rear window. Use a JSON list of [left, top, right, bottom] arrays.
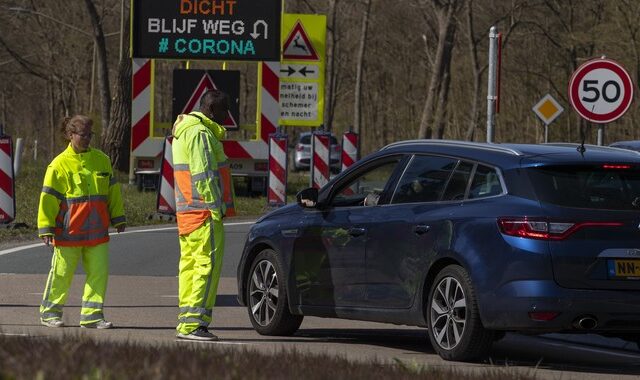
[[526, 165, 640, 210]]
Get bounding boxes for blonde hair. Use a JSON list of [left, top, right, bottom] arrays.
[[59, 115, 93, 140]]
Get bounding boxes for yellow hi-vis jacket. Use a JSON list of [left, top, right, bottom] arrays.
[[38, 144, 126, 247], [172, 112, 235, 236]]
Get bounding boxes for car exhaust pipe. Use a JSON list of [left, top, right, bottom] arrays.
[[573, 315, 598, 330]]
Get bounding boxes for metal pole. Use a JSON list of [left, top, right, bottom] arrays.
[[119, 0, 124, 62], [597, 125, 604, 146], [13, 137, 23, 176], [486, 26, 498, 143], [544, 124, 549, 143]]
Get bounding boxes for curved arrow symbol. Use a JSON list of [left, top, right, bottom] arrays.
[[251, 20, 268, 39]]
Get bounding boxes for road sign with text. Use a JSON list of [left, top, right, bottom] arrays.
[[279, 14, 326, 127], [568, 58, 634, 124], [132, 0, 281, 61]]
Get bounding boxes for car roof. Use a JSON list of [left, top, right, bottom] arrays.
[[609, 140, 640, 151], [378, 140, 640, 169]]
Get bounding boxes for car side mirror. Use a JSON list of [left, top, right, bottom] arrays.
[[296, 187, 318, 208]]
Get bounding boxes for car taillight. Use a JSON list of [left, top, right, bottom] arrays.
[[497, 217, 623, 240], [602, 164, 632, 169]]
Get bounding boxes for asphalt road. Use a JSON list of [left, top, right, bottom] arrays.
[[1, 221, 639, 379]]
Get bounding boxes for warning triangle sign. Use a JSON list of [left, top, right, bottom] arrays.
[[181, 73, 238, 129], [283, 21, 319, 61]]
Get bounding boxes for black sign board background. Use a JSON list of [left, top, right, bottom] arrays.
[[132, 0, 281, 61], [172, 70, 240, 130]]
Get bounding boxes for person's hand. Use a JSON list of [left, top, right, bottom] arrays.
[[42, 236, 53, 246], [116, 225, 126, 233]]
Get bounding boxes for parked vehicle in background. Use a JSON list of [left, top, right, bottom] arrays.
[[237, 140, 640, 362], [610, 140, 640, 153], [292, 132, 341, 172]]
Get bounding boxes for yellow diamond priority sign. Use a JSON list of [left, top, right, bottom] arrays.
[[533, 94, 564, 125]]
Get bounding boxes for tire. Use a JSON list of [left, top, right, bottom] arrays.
[[426, 264, 494, 361], [246, 249, 303, 335]]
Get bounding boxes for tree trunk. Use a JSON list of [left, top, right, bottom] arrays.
[[464, 0, 482, 141], [324, 0, 340, 131], [83, 0, 111, 135], [102, 55, 131, 171], [353, 0, 372, 135], [101, 3, 131, 171], [418, 0, 463, 139]]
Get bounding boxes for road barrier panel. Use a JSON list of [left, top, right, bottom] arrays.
[[268, 133, 288, 206]]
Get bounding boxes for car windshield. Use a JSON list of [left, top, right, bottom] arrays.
[[526, 165, 640, 210]]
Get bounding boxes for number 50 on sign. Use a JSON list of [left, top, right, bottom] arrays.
[[568, 58, 634, 124]]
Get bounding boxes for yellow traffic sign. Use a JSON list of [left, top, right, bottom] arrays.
[[279, 14, 326, 127], [532, 94, 564, 125]]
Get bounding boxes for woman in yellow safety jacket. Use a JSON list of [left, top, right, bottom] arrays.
[[38, 115, 125, 329]]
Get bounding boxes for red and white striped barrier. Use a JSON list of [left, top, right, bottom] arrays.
[[131, 58, 162, 158], [221, 61, 278, 160], [268, 134, 288, 206], [156, 137, 175, 214], [341, 131, 359, 172], [0, 135, 15, 223], [311, 132, 331, 189]]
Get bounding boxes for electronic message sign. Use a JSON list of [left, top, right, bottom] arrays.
[[132, 0, 281, 61]]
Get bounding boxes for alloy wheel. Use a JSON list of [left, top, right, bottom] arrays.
[[249, 260, 280, 326], [430, 276, 467, 350]]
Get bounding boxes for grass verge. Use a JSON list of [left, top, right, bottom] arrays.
[[0, 334, 536, 380]]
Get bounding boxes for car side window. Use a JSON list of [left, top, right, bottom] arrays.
[[468, 165, 503, 199], [391, 155, 458, 204], [442, 161, 474, 201], [332, 160, 400, 207]]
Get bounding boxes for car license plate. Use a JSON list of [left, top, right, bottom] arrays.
[[608, 259, 640, 279]]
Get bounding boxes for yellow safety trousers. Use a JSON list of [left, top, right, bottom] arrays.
[[177, 216, 225, 335], [40, 243, 109, 325]]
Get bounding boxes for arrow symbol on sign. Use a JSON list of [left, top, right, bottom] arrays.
[[280, 66, 295, 76], [298, 66, 315, 76], [250, 20, 268, 39]]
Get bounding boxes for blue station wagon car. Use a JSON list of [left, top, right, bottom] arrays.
[[236, 140, 640, 361]]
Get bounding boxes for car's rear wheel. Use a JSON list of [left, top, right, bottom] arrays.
[[247, 249, 303, 335], [427, 265, 494, 361]]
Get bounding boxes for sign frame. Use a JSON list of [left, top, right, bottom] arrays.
[[131, 0, 282, 61]]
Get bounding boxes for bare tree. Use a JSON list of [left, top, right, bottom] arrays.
[[83, 0, 111, 136], [353, 0, 372, 135], [417, 0, 465, 139]]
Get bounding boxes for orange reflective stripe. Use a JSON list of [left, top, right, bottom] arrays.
[[219, 166, 236, 217], [176, 210, 210, 235], [174, 170, 193, 205]]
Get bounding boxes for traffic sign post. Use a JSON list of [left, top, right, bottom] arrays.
[[532, 94, 564, 143], [568, 57, 634, 145]]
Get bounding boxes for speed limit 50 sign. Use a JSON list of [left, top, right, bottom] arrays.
[[568, 58, 634, 124]]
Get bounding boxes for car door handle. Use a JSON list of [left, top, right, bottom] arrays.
[[348, 227, 366, 237], [413, 225, 431, 235]]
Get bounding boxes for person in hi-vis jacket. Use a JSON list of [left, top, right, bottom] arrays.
[[171, 90, 235, 341], [38, 115, 125, 329]]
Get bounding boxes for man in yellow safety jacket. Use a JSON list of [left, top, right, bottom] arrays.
[[172, 89, 235, 341], [38, 114, 125, 329]]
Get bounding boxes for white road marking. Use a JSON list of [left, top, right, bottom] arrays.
[[0, 221, 255, 257], [0, 332, 30, 336]]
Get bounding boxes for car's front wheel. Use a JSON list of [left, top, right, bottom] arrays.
[[246, 249, 303, 335], [426, 264, 494, 361]]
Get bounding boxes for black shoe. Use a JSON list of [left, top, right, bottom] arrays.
[[176, 326, 218, 341]]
